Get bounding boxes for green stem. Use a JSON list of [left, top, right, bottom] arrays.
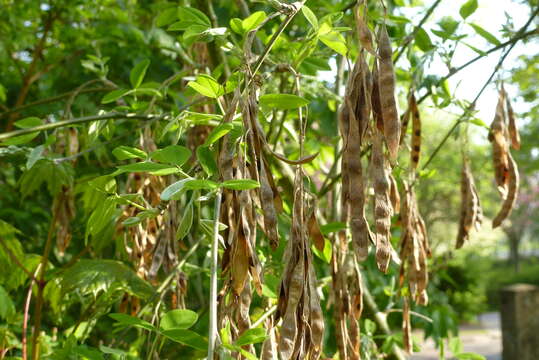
[[207, 191, 222, 359], [0, 113, 161, 141]]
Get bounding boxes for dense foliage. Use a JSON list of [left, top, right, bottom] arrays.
[[0, 0, 537, 359]]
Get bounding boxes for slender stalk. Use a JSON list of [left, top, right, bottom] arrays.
[[0, 87, 113, 118], [22, 264, 41, 360], [393, 0, 443, 64], [0, 113, 161, 141], [31, 211, 57, 360], [207, 191, 222, 359]]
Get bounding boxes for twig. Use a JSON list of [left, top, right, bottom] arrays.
[[207, 190, 222, 359], [385, 308, 433, 323], [251, 305, 278, 329], [0, 112, 162, 141], [393, 0, 443, 63], [22, 264, 41, 360], [250, 2, 305, 78], [31, 210, 58, 360], [0, 87, 113, 118]]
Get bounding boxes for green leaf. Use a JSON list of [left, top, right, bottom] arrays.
[[117, 162, 177, 173], [0, 285, 15, 320], [312, 238, 332, 264], [160, 309, 198, 330], [462, 42, 486, 56], [319, 25, 348, 56], [109, 313, 156, 331], [99, 345, 128, 356], [302, 6, 318, 29], [230, 18, 244, 34], [415, 27, 434, 51], [460, 0, 478, 19], [204, 123, 234, 146], [26, 145, 44, 169], [470, 23, 501, 45], [259, 94, 310, 110], [60, 259, 155, 299], [176, 200, 194, 240], [178, 6, 211, 27], [101, 89, 129, 104], [1, 133, 39, 146], [151, 145, 191, 166], [239, 349, 258, 360], [449, 337, 463, 355], [242, 11, 267, 32], [112, 146, 147, 160], [469, 118, 489, 129], [161, 329, 208, 350], [156, 7, 178, 27], [161, 178, 219, 201], [235, 328, 267, 346], [437, 17, 459, 38], [187, 75, 224, 98], [319, 222, 346, 235], [122, 217, 141, 227], [130, 59, 150, 88], [455, 353, 486, 360], [196, 146, 218, 176], [221, 179, 260, 190], [15, 117, 42, 128]]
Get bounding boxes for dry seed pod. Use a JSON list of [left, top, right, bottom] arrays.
[[259, 162, 280, 250], [505, 93, 521, 150], [389, 173, 400, 214], [371, 61, 384, 132], [456, 159, 483, 248], [410, 94, 421, 170], [355, 2, 376, 56], [372, 130, 393, 273], [377, 23, 400, 161], [493, 152, 519, 228], [489, 91, 510, 198], [308, 210, 325, 252]]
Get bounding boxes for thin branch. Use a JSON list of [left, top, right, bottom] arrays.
[[207, 190, 222, 359], [22, 264, 41, 360], [0, 87, 113, 118], [250, 2, 305, 78], [0, 113, 162, 141], [417, 27, 539, 105], [385, 308, 433, 323], [420, 7, 539, 171], [393, 0, 443, 63]]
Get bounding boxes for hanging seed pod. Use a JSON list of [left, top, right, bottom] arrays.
[[410, 94, 421, 170], [493, 152, 519, 228], [489, 90, 510, 198], [456, 159, 483, 248], [354, 1, 376, 56], [389, 173, 400, 214], [377, 23, 400, 161], [505, 92, 521, 150], [372, 130, 393, 273], [259, 162, 280, 250]]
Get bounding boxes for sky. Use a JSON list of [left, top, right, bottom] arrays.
[[319, 0, 537, 131]]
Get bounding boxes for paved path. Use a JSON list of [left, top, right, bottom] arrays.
[[410, 312, 502, 360]]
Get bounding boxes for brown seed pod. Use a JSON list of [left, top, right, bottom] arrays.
[[456, 159, 483, 248], [259, 161, 280, 250], [389, 173, 400, 214], [410, 93, 421, 170], [505, 92, 521, 150], [493, 152, 519, 228], [489, 91, 510, 198], [377, 23, 400, 161], [354, 1, 376, 56], [372, 130, 393, 273]]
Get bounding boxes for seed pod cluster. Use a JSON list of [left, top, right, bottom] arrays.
[[399, 182, 431, 306], [276, 169, 324, 360], [456, 158, 483, 248], [489, 88, 521, 228], [339, 50, 373, 262]]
